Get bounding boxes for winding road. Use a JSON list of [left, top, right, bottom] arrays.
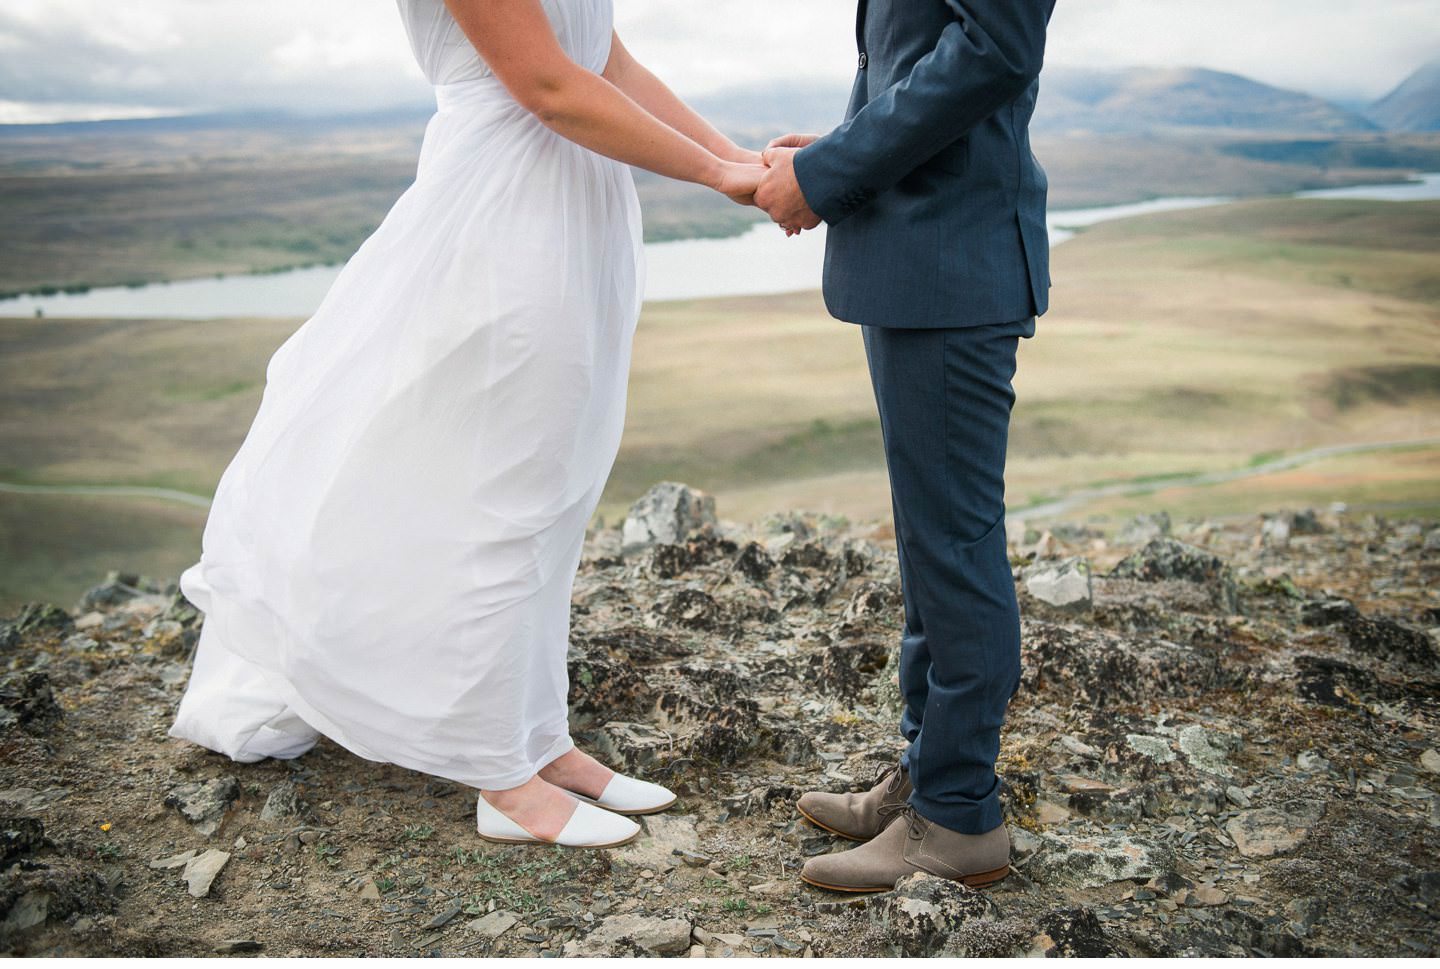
[[0, 480, 213, 509], [1010, 435, 1440, 522]]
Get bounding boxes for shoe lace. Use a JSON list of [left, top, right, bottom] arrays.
[[873, 761, 905, 796], [875, 801, 925, 841]]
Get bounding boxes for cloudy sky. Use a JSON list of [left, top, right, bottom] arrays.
[[0, 0, 1435, 123]]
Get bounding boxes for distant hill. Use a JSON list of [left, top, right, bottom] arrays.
[[0, 65, 1388, 145], [1034, 66, 1377, 135], [0, 105, 430, 139], [1367, 58, 1440, 131], [682, 67, 1378, 139]]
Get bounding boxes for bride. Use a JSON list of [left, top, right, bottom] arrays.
[[167, 0, 765, 848]]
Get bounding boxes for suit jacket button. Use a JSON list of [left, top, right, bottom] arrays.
[[858, 52, 868, 69]]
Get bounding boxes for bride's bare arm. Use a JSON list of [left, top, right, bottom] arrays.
[[442, 0, 762, 201], [601, 32, 760, 166]]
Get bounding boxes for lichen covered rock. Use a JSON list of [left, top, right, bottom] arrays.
[[621, 482, 717, 552]]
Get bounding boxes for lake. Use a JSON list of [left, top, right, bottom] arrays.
[[5, 174, 1438, 319]]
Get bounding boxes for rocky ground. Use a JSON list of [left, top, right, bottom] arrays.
[[2, 483, 1438, 957]]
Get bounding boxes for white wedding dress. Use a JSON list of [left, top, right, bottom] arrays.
[[168, 0, 644, 791]]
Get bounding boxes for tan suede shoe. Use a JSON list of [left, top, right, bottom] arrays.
[[799, 803, 1011, 893], [796, 760, 912, 841]]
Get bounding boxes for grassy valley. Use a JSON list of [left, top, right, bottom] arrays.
[[618, 199, 1440, 520], [3, 198, 1438, 610]]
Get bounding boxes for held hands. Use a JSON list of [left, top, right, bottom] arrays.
[[712, 134, 822, 235], [757, 133, 821, 236], [715, 159, 767, 206], [710, 142, 768, 205]]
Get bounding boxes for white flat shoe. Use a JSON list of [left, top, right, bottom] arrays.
[[570, 772, 678, 815], [475, 793, 640, 848]]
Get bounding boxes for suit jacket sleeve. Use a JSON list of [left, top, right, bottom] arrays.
[[792, 0, 1049, 225]]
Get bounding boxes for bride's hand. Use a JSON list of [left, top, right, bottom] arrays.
[[713, 160, 767, 206], [728, 146, 765, 166]]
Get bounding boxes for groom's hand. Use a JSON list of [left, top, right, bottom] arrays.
[[756, 146, 821, 235], [766, 133, 820, 151]]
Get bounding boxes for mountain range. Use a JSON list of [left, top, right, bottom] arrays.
[[1366, 57, 1440, 132], [2, 59, 1437, 142], [1033, 66, 1376, 134], [686, 61, 1440, 140]]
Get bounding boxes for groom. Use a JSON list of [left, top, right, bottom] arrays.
[[753, 0, 1055, 891]]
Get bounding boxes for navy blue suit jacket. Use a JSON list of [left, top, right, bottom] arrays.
[[792, 0, 1055, 328]]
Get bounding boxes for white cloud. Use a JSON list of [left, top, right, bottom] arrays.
[[612, 3, 855, 94], [0, 0, 1434, 121], [0, 1, 426, 115], [271, 28, 415, 77]]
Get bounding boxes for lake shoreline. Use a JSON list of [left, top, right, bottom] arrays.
[[3, 172, 1438, 316]]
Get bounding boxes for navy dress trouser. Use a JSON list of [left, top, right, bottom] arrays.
[[860, 315, 1034, 835]]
